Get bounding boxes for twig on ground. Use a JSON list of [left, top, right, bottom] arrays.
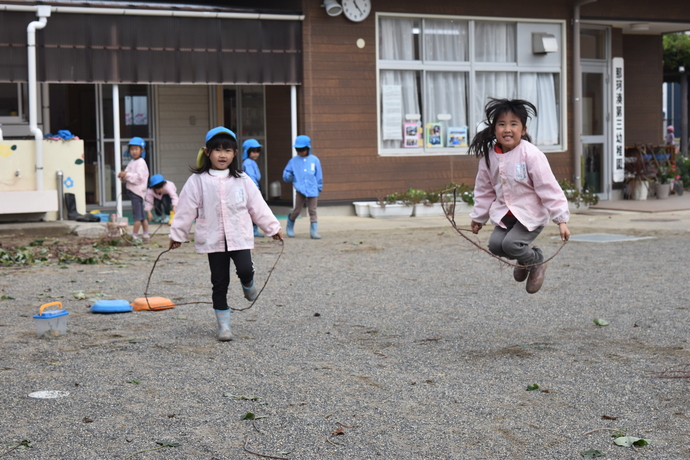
[[582, 428, 622, 436], [243, 435, 289, 460], [336, 422, 358, 428]]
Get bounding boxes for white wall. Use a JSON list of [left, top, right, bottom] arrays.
[[155, 85, 211, 190]]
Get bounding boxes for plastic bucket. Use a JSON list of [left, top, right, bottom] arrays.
[[33, 302, 69, 338]]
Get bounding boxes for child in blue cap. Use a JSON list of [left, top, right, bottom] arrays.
[[242, 139, 264, 237], [169, 127, 283, 341], [145, 174, 178, 224], [117, 137, 150, 242], [283, 135, 323, 239]]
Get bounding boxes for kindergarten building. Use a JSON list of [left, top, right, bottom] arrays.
[[1, 0, 689, 221]]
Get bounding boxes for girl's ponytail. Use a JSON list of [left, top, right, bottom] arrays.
[[468, 126, 496, 167]]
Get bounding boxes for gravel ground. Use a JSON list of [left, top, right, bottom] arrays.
[[1, 222, 690, 459]]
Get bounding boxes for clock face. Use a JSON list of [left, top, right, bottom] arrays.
[[342, 0, 371, 23]]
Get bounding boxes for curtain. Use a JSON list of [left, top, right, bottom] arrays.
[[423, 19, 468, 62], [426, 72, 468, 141], [380, 70, 421, 149], [379, 17, 417, 60], [474, 72, 517, 129], [520, 73, 559, 145], [474, 22, 516, 62]]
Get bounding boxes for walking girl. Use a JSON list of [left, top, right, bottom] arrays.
[[169, 127, 283, 341], [469, 99, 570, 294]]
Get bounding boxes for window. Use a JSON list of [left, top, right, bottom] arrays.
[[0, 83, 27, 122], [377, 15, 565, 155]]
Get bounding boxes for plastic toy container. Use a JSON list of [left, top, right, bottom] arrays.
[[33, 302, 69, 338]]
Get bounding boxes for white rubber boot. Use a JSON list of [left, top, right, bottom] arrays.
[[242, 279, 259, 301], [214, 309, 232, 341]]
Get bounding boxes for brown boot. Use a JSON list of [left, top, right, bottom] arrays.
[[526, 263, 547, 294], [513, 265, 529, 282]]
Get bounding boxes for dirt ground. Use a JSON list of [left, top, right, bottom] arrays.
[[1, 223, 690, 459]]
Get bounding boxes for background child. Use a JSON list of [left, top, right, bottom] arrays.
[[117, 137, 150, 242], [145, 174, 178, 224], [666, 125, 675, 146], [283, 135, 323, 239], [242, 139, 264, 237], [468, 99, 570, 294], [169, 127, 283, 341]]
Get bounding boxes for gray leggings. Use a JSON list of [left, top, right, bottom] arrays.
[[488, 214, 544, 266]]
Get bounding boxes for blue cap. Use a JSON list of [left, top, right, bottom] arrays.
[[128, 137, 146, 159], [149, 174, 166, 188], [294, 135, 311, 150], [205, 127, 237, 143], [242, 139, 262, 160]]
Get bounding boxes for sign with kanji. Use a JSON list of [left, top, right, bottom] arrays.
[[612, 57, 625, 183]]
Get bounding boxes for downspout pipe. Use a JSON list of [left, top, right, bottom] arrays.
[[27, 5, 50, 191], [573, 0, 597, 187]]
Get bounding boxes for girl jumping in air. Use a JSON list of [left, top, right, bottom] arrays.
[[169, 127, 283, 341], [469, 99, 570, 294]]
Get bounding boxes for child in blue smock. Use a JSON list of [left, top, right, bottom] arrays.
[[242, 139, 264, 237], [283, 135, 323, 239]]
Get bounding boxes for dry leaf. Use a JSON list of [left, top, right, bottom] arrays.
[[331, 427, 345, 436], [602, 415, 618, 420]]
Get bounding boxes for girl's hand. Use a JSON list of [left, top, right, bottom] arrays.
[[169, 240, 181, 250], [271, 231, 284, 242], [558, 223, 570, 242], [471, 221, 483, 234]]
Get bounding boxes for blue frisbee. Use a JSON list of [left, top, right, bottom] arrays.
[[90, 299, 133, 314]]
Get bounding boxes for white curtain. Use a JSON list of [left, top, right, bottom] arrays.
[[474, 22, 516, 62], [423, 19, 468, 62], [379, 17, 417, 60], [380, 70, 420, 149], [474, 72, 517, 128], [520, 73, 559, 145], [426, 72, 468, 138], [380, 18, 421, 149]]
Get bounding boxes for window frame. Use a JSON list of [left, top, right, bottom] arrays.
[[376, 12, 568, 156], [0, 83, 27, 124]]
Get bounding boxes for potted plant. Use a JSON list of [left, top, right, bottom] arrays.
[[368, 192, 414, 218], [623, 146, 653, 200], [409, 188, 445, 217], [559, 179, 599, 211], [653, 161, 677, 199]]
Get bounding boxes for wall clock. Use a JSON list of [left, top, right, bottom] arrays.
[[342, 0, 371, 23]]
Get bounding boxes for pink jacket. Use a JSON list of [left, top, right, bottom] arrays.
[[170, 172, 281, 253], [470, 140, 569, 232], [122, 158, 148, 199], [144, 181, 179, 212]]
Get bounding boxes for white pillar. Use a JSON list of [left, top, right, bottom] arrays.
[[113, 84, 123, 218], [290, 84, 297, 208]]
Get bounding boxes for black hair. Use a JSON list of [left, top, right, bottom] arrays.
[[190, 133, 241, 177], [151, 180, 167, 189], [467, 98, 537, 168]]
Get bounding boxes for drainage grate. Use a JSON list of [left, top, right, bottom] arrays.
[[569, 233, 655, 243]]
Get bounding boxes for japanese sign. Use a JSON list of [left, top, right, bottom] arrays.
[[612, 57, 624, 183]]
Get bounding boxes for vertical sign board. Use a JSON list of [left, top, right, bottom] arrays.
[[612, 57, 625, 183]]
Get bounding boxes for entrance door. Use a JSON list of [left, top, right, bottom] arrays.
[[580, 27, 610, 200], [223, 85, 267, 196], [99, 84, 154, 206]]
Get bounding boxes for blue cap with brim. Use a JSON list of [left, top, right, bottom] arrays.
[[149, 174, 165, 188], [206, 127, 237, 143], [294, 135, 311, 150], [242, 139, 263, 160]]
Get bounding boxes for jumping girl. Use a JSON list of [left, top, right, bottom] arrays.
[[169, 127, 283, 341], [468, 99, 570, 294]]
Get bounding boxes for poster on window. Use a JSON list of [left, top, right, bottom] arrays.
[[403, 122, 422, 148], [426, 123, 443, 148], [611, 57, 624, 183], [447, 126, 468, 148], [125, 96, 148, 126], [382, 85, 403, 141]]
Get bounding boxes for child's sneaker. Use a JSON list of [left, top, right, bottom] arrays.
[[142, 233, 151, 244], [162, 215, 170, 224], [526, 263, 547, 294]]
